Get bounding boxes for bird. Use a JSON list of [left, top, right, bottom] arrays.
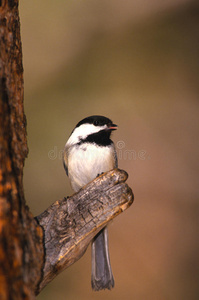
[[63, 115, 118, 291]]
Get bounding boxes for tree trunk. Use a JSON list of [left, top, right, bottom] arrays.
[[0, 1, 44, 299], [0, 1, 134, 299]]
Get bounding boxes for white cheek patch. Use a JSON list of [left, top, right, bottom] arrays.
[[66, 123, 107, 146]]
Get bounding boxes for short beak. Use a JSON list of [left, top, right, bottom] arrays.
[[108, 123, 118, 130]]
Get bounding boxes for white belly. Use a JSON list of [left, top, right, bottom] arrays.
[[67, 143, 116, 192]]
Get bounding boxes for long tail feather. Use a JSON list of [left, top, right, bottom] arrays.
[[91, 227, 114, 291]]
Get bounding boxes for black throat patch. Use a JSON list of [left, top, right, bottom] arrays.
[[79, 129, 113, 146]]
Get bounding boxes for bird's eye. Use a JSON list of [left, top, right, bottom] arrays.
[[94, 120, 99, 126]]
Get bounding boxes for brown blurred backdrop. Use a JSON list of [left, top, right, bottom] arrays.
[[20, 0, 199, 299]]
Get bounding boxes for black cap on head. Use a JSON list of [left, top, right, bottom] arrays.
[[76, 115, 117, 129]]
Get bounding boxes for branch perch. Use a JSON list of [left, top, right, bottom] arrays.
[[36, 168, 134, 293]]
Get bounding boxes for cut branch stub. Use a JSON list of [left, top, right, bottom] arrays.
[[36, 168, 134, 293]]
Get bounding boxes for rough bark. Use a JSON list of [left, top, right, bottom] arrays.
[[0, 1, 134, 299], [0, 1, 44, 299]]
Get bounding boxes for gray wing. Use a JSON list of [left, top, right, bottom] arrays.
[[63, 148, 68, 176], [113, 143, 118, 168]]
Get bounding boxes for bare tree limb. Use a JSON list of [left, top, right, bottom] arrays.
[[36, 168, 133, 293]]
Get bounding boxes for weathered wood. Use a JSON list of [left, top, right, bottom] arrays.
[[36, 168, 134, 293]]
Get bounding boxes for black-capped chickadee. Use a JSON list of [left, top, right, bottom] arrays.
[[63, 115, 118, 291]]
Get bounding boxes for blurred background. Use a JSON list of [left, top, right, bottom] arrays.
[[20, 0, 199, 299]]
